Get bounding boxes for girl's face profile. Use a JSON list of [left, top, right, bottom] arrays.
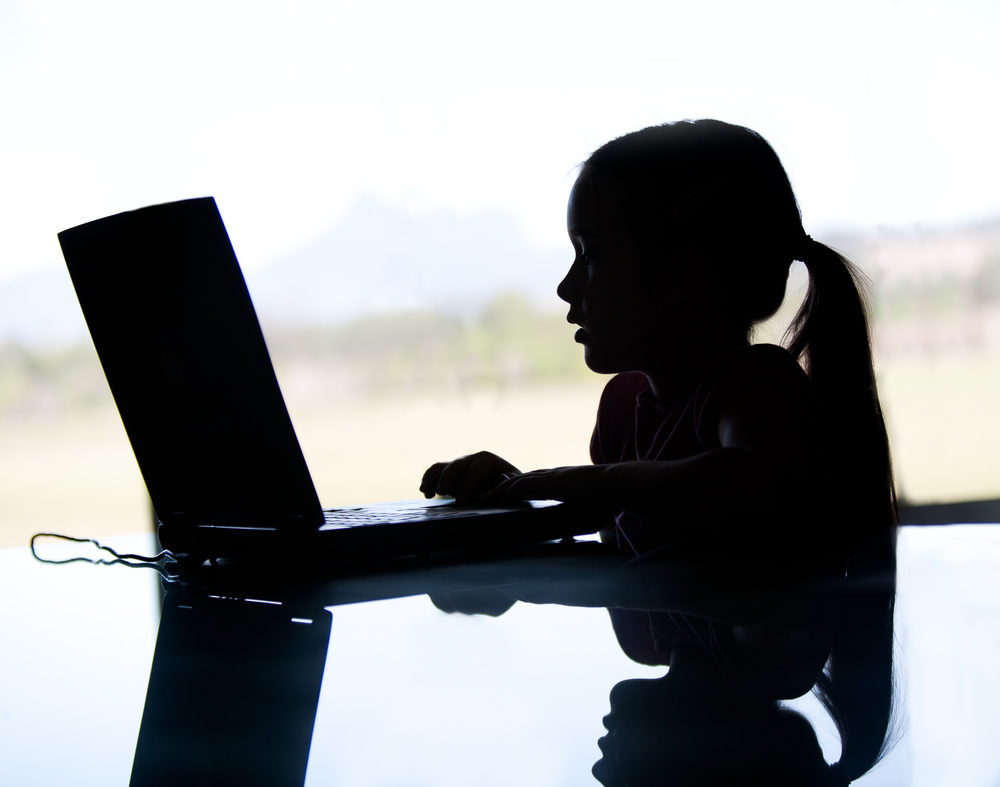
[[558, 169, 684, 376]]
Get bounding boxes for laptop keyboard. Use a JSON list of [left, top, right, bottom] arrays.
[[321, 504, 497, 528]]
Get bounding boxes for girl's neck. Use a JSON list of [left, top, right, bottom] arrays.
[[644, 335, 749, 404]]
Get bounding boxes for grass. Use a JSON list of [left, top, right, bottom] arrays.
[[878, 350, 1000, 503]]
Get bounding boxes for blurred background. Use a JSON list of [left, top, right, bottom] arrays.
[[1, 0, 998, 547]]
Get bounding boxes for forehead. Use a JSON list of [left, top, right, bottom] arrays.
[[567, 167, 626, 236]]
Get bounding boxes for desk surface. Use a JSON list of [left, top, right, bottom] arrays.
[[3, 525, 999, 786]]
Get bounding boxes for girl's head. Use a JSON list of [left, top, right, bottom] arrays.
[[593, 672, 831, 786], [559, 120, 807, 375]]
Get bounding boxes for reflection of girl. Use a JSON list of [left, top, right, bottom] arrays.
[[595, 664, 830, 787], [422, 120, 897, 784]]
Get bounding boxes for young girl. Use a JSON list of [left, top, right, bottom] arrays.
[[420, 120, 897, 784]]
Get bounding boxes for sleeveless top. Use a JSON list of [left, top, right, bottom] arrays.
[[590, 345, 834, 696]]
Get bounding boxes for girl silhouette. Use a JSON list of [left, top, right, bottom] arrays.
[[421, 119, 897, 785]]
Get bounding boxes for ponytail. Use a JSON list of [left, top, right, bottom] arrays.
[[785, 236, 896, 530], [786, 238, 874, 388], [786, 237, 899, 784]]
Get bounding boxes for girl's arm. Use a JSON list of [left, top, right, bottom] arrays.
[[482, 372, 820, 537], [480, 450, 760, 525]]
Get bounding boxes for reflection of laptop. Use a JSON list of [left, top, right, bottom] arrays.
[[131, 590, 331, 785], [58, 197, 595, 564]]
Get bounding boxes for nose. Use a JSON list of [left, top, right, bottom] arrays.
[[557, 258, 581, 305]]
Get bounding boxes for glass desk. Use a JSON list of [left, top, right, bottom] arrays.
[[2, 525, 998, 785]]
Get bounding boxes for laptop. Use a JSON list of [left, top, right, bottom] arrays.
[[58, 197, 598, 565]]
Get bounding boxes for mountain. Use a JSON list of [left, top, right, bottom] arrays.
[[245, 196, 569, 325]]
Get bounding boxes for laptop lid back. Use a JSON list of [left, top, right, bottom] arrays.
[[58, 197, 322, 531]]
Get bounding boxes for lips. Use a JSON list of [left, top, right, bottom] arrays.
[[567, 310, 587, 343], [592, 734, 617, 785]]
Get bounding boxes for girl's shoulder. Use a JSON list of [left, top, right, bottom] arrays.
[[730, 342, 808, 387], [591, 372, 650, 463], [596, 370, 655, 435], [599, 371, 651, 407], [700, 343, 808, 412], [697, 343, 812, 433]]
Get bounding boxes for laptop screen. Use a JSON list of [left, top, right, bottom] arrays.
[[59, 197, 323, 530]]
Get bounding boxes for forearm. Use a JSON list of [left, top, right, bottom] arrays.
[[599, 447, 787, 529], [486, 447, 806, 545]]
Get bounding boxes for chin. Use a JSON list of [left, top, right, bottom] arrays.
[[583, 347, 630, 376], [583, 356, 615, 374]]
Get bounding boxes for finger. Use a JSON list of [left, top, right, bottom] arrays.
[[420, 462, 450, 497], [428, 592, 458, 613], [434, 456, 473, 498], [438, 452, 513, 503]]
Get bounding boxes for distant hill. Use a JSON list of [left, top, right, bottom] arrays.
[[246, 195, 569, 326]]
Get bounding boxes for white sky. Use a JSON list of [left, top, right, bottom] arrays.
[[2, 0, 998, 284]]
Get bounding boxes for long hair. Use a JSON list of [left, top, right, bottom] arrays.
[[587, 119, 898, 784]]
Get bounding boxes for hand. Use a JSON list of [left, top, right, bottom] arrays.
[[479, 464, 609, 505], [429, 588, 517, 616], [420, 451, 520, 504]]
